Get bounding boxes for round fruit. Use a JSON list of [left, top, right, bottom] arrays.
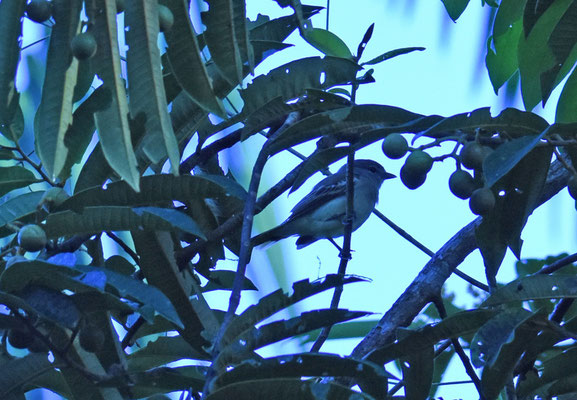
[[26, 0, 52, 23], [460, 142, 487, 170], [568, 175, 577, 200], [381, 134, 409, 159], [400, 164, 427, 190], [79, 325, 105, 353], [17, 224, 47, 252], [71, 33, 97, 60], [469, 188, 496, 216], [8, 329, 34, 349], [449, 170, 476, 199], [404, 150, 434, 175], [158, 5, 174, 32]]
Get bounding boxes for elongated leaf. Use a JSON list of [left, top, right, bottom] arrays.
[[556, 64, 577, 123], [240, 56, 361, 114], [35, 0, 83, 179], [0, 191, 44, 234], [0, 353, 53, 399], [127, 336, 209, 371], [61, 173, 246, 212], [43, 206, 205, 238], [0, 166, 41, 197], [213, 353, 390, 399], [89, 0, 140, 191], [131, 231, 207, 351], [483, 131, 548, 188], [217, 309, 370, 369], [367, 309, 499, 364], [202, 0, 243, 85], [0, 0, 25, 142], [221, 275, 366, 347], [518, 0, 572, 110], [160, 0, 225, 116], [361, 46, 425, 66], [302, 28, 353, 59], [125, 0, 179, 173], [73, 144, 113, 193], [206, 378, 376, 400], [470, 308, 536, 368], [401, 343, 434, 400], [267, 104, 423, 156], [133, 207, 205, 239], [441, 0, 471, 21], [486, 21, 522, 93]]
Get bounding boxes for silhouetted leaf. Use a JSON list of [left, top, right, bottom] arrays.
[[0, 166, 41, 197], [302, 28, 353, 59]]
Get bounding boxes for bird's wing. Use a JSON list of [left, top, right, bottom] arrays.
[[287, 173, 357, 222]]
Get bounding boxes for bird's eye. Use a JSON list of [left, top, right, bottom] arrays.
[[369, 166, 377, 173]]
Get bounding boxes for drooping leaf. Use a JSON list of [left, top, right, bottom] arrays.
[[0, 353, 54, 400], [518, 0, 572, 110], [43, 206, 205, 238], [201, 0, 244, 86], [0, 0, 25, 142], [440, 0, 471, 22], [0, 166, 42, 197], [556, 64, 577, 123], [401, 342, 434, 400], [132, 207, 206, 239], [486, 22, 523, 93], [470, 308, 538, 368], [88, 0, 140, 191], [240, 56, 361, 114], [127, 336, 209, 372], [125, 0, 179, 173], [0, 191, 44, 237], [60, 173, 246, 212], [220, 275, 367, 348], [35, 0, 83, 179], [160, 0, 225, 116], [206, 378, 376, 400], [217, 309, 371, 368], [213, 353, 390, 399], [73, 144, 113, 193]]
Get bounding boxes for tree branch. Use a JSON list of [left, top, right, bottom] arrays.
[[351, 160, 570, 359]]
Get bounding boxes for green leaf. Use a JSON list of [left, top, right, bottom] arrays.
[[0, 0, 25, 142], [470, 308, 537, 368], [217, 309, 371, 368], [401, 342, 434, 400], [213, 353, 390, 399], [483, 132, 548, 188], [0, 166, 41, 197], [556, 64, 577, 123], [240, 56, 361, 114], [0, 353, 54, 399], [131, 231, 207, 351], [367, 309, 499, 365], [206, 379, 377, 400], [125, 1, 179, 173], [440, 0, 471, 22], [201, 0, 244, 85], [361, 46, 425, 66], [133, 207, 205, 239], [302, 28, 353, 59], [484, 275, 577, 307], [88, 0, 140, 191], [35, 0, 83, 179], [127, 336, 209, 372], [160, 0, 225, 117], [221, 275, 366, 348], [486, 21, 522, 93], [202, 270, 257, 292], [73, 144, 112, 193], [518, 0, 572, 110], [61, 173, 246, 212], [476, 146, 552, 284]]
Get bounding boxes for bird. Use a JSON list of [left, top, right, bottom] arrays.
[[252, 159, 395, 249]]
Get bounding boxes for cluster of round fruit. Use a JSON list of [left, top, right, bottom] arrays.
[[381, 133, 496, 216], [25, 0, 175, 61]]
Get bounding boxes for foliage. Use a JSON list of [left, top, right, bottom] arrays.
[[0, 0, 574, 399]]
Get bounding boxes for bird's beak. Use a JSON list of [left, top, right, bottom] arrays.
[[384, 172, 396, 180]]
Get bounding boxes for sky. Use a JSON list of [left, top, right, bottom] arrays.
[[224, 1, 577, 398]]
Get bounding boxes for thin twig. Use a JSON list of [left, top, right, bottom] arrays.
[[105, 231, 140, 265], [310, 151, 355, 352]]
